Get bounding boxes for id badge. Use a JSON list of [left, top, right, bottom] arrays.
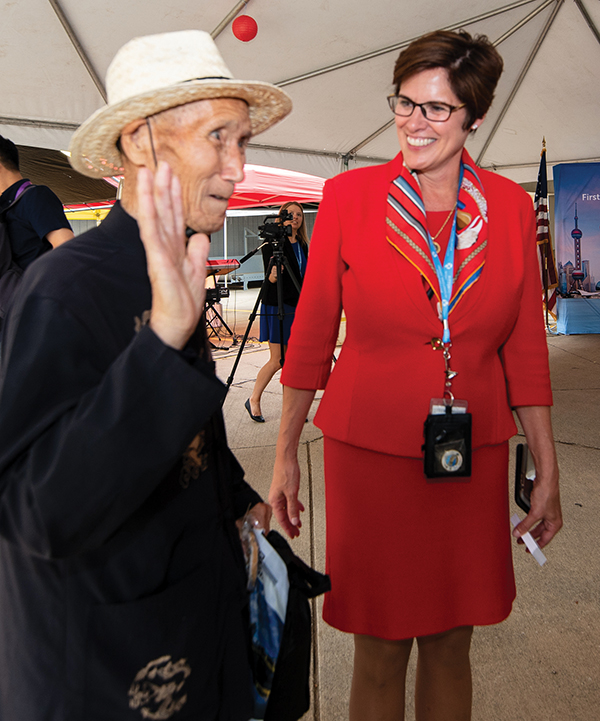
[[423, 399, 472, 480]]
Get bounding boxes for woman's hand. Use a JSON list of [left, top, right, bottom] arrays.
[[136, 162, 211, 350], [268, 264, 282, 284], [518, 472, 562, 549], [268, 386, 315, 538], [269, 454, 305, 539], [513, 406, 562, 549]]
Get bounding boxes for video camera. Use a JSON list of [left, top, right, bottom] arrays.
[[258, 211, 293, 247]]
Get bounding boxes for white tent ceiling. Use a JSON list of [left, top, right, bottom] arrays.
[[1, 0, 599, 186]]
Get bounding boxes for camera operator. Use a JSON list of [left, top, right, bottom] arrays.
[[245, 202, 308, 422]]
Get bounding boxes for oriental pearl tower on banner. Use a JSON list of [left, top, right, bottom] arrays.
[[571, 203, 584, 290]]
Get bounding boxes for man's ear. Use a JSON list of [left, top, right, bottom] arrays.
[[119, 119, 152, 168]]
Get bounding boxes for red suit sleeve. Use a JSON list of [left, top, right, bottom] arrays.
[[499, 192, 553, 408]]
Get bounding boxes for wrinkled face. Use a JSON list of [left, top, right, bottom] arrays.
[[152, 98, 251, 233], [395, 68, 480, 179], [283, 203, 303, 232]]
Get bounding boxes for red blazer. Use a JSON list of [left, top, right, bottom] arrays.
[[281, 153, 552, 457]]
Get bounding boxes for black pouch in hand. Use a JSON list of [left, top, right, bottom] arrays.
[[423, 407, 472, 479], [263, 531, 331, 721]]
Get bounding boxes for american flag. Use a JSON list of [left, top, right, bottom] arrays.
[[534, 139, 558, 312]]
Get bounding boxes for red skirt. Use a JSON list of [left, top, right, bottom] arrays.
[[322, 438, 516, 639]]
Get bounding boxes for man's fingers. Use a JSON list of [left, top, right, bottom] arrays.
[[186, 232, 211, 302], [136, 168, 158, 234], [152, 162, 180, 244]]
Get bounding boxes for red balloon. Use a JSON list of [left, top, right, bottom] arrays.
[[232, 15, 258, 42]]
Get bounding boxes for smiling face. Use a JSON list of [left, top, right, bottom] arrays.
[[394, 67, 482, 182], [152, 97, 251, 233]]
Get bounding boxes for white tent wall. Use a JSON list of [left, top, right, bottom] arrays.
[[2, 0, 600, 186]]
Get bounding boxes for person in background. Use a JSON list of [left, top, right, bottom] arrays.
[[245, 201, 308, 422], [269, 30, 562, 721], [0, 135, 74, 267], [0, 30, 291, 721]]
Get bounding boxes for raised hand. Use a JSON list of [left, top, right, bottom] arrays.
[[136, 162, 211, 349]]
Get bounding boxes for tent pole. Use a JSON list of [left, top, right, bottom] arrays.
[[346, 120, 395, 158], [48, 0, 107, 103], [573, 0, 600, 46], [493, 0, 557, 46], [476, 0, 564, 166], [211, 0, 251, 39], [0, 116, 79, 132], [483, 155, 600, 171], [277, 0, 541, 87]]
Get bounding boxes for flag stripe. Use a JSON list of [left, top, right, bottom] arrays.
[[534, 147, 559, 292]]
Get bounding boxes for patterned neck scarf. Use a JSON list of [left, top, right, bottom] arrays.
[[386, 149, 488, 316]]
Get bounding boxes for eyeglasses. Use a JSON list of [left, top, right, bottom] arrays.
[[387, 94, 466, 122]]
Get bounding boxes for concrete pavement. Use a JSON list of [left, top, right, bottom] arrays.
[[212, 289, 600, 721]]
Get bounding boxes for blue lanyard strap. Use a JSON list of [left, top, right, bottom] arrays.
[[425, 163, 464, 344]]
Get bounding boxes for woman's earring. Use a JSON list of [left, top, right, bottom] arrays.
[[471, 124, 478, 131]]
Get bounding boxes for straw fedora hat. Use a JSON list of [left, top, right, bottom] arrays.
[[69, 30, 292, 178]]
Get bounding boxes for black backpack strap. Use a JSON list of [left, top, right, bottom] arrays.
[[0, 182, 34, 319], [0, 181, 34, 217]]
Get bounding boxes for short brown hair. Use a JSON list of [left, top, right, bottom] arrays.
[[392, 30, 503, 130]]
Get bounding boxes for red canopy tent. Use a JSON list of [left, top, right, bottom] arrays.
[[227, 164, 325, 208], [63, 164, 325, 212]]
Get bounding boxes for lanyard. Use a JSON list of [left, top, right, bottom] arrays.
[[292, 241, 304, 276], [425, 164, 464, 345]]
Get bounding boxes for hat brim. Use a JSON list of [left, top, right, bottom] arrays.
[[69, 79, 292, 178]]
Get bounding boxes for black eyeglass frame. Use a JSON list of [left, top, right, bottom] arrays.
[[387, 94, 466, 122]]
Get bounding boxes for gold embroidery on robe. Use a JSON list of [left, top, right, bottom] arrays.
[[179, 431, 209, 488], [134, 310, 152, 334], [128, 655, 191, 720]]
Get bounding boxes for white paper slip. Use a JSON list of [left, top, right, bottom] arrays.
[[511, 513, 547, 567]]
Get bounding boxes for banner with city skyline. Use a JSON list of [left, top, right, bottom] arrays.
[[553, 163, 600, 295]]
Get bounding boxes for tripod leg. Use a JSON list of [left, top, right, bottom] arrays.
[[281, 255, 302, 295], [274, 255, 287, 364], [225, 257, 275, 391]]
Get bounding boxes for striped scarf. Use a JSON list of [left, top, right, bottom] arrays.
[[386, 149, 488, 316]]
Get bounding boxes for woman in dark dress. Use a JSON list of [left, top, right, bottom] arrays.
[[245, 202, 308, 422]]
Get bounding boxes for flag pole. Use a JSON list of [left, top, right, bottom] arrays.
[[535, 136, 557, 330]]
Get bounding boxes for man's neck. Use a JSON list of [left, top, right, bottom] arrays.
[[0, 168, 24, 195]]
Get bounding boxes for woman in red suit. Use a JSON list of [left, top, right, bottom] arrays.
[[269, 30, 563, 721]]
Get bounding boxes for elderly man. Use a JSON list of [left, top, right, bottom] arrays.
[[0, 31, 290, 721]]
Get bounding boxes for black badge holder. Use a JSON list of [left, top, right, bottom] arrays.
[[423, 338, 472, 479], [514, 443, 534, 513]]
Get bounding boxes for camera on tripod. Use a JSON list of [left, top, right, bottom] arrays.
[[258, 211, 293, 247]]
